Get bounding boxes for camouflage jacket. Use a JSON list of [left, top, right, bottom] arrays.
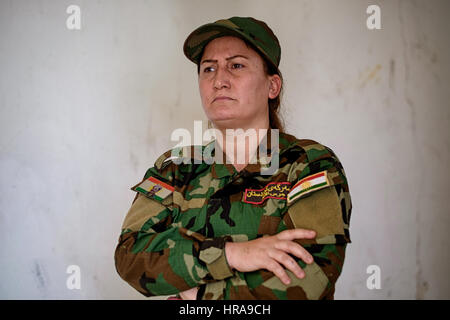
[[114, 131, 352, 300]]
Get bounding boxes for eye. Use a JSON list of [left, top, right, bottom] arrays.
[[203, 66, 215, 73], [231, 63, 244, 69]]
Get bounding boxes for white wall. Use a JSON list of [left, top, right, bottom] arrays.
[[0, 0, 448, 299]]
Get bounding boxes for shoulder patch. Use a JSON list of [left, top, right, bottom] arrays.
[[132, 176, 174, 201], [287, 170, 330, 205]]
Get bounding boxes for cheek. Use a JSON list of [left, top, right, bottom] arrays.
[[198, 81, 209, 101], [240, 78, 268, 104]]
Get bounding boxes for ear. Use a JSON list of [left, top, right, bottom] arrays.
[[268, 74, 282, 99]]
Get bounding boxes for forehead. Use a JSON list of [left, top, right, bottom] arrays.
[[201, 36, 259, 61]]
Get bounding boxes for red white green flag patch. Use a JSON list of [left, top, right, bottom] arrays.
[[287, 170, 330, 205], [133, 176, 174, 201]]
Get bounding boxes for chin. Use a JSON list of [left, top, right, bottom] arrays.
[[210, 118, 249, 130], [209, 117, 236, 124], [206, 110, 237, 122]]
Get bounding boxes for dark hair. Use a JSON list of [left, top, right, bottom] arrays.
[[197, 38, 285, 133]]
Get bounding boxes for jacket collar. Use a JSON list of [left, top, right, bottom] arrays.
[[208, 130, 294, 179]]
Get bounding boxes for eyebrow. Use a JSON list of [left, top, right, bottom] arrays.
[[200, 55, 249, 65]]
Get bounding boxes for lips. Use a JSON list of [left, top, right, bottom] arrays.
[[213, 96, 234, 102]]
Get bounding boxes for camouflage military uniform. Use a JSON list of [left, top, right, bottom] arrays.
[[114, 131, 352, 300]]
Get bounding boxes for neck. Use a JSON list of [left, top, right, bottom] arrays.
[[213, 125, 269, 170], [209, 110, 270, 170]]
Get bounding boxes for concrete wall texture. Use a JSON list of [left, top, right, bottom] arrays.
[[0, 0, 449, 299]]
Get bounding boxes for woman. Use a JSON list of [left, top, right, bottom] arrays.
[[115, 17, 352, 300]]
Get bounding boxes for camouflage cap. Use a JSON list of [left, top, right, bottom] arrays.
[[183, 17, 281, 74]]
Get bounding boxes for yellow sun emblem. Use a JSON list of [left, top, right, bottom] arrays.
[[301, 181, 312, 190]]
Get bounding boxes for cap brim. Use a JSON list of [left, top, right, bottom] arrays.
[[183, 23, 279, 74]]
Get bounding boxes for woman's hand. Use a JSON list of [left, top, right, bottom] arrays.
[[179, 287, 199, 300], [225, 229, 316, 285]]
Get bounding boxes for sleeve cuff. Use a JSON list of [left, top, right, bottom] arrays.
[[199, 236, 234, 280]]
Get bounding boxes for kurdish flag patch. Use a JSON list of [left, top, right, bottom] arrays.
[[132, 176, 174, 201], [287, 170, 330, 205]]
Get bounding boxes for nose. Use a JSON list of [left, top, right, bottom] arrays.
[[213, 67, 230, 90]]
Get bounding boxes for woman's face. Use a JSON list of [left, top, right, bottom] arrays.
[[198, 36, 280, 131]]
